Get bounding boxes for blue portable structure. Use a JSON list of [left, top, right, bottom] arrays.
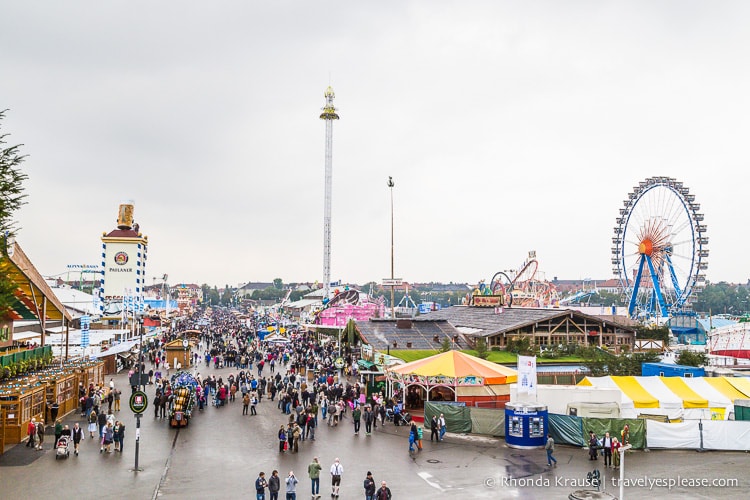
[[641, 362, 704, 378], [505, 403, 548, 449]]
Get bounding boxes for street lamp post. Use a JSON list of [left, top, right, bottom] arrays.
[[133, 316, 144, 472], [388, 176, 395, 319]]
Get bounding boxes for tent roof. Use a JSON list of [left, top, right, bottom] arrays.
[[388, 350, 517, 384], [1, 241, 72, 323], [579, 375, 750, 409]]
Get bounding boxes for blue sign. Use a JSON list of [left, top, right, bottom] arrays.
[[80, 315, 91, 348]]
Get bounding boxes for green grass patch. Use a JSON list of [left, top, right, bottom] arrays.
[[387, 349, 441, 362]]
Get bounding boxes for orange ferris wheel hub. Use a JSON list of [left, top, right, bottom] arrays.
[[639, 239, 654, 256]]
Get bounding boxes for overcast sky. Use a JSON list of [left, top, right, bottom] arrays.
[[2, 1, 750, 289]]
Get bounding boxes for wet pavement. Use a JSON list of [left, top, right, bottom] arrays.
[[2, 363, 749, 499]]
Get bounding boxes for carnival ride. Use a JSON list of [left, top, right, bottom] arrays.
[[471, 251, 560, 308], [612, 176, 708, 320]]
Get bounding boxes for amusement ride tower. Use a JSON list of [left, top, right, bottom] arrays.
[[319, 86, 339, 300]]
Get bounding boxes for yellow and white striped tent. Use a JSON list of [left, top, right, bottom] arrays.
[[577, 376, 750, 420]]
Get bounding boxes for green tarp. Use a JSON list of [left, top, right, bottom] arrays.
[[424, 402, 472, 434], [548, 415, 646, 450], [470, 407, 505, 437], [581, 417, 646, 450], [549, 413, 585, 447]]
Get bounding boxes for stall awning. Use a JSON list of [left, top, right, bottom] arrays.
[[11, 331, 42, 341], [388, 350, 517, 385], [0, 241, 72, 322]]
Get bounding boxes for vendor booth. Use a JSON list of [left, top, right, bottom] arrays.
[[0, 377, 46, 445], [40, 370, 77, 418], [164, 339, 192, 369], [78, 359, 105, 392], [386, 351, 517, 409]]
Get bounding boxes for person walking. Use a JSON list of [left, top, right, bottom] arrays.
[[363, 405, 374, 435], [115, 420, 125, 453], [588, 431, 599, 461], [268, 470, 281, 500], [438, 413, 446, 441], [308, 457, 322, 498], [101, 421, 114, 453], [88, 410, 98, 438], [409, 421, 418, 453], [35, 420, 45, 450], [375, 481, 392, 500], [54, 419, 63, 447], [255, 471, 268, 500], [430, 415, 439, 442], [545, 434, 557, 467], [363, 471, 376, 500], [243, 392, 250, 415], [97, 409, 107, 439], [26, 418, 36, 448], [72, 422, 84, 456], [285, 470, 298, 500], [352, 404, 361, 435], [330, 458, 343, 498]]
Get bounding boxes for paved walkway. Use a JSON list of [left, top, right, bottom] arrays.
[[2, 363, 749, 499]]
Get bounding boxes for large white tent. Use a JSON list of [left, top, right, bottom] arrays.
[[577, 376, 750, 420]]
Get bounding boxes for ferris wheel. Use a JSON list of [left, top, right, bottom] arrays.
[[612, 176, 708, 319]]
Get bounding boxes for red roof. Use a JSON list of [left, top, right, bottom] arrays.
[[105, 229, 140, 238]]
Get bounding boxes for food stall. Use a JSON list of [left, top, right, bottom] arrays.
[[0, 377, 46, 445]]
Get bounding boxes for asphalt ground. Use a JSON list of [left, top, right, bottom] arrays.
[[2, 362, 749, 499]]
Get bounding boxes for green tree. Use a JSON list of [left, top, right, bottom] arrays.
[[220, 285, 235, 305], [636, 325, 671, 344], [676, 350, 708, 367], [440, 337, 452, 352], [0, 110, 29, 318], [273, 278, 283, 290], [474, 337, 489, 359], [506, 336, 533, 355]]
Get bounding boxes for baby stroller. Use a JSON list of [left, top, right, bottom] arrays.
[[385, 408, 410, 426], [55, 436, 70, 460], [213, 392, 225, 407]]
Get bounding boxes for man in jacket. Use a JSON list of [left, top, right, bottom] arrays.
[[363, 405, 374, 435], [363, 471, 376, 500], [308, 457, 322, 498], [268, 470, 281, 500], [602, 431, 613, 467], [375, 481, 392, 500], [430, 415, 439, 442], [352, 405, 361, 435]]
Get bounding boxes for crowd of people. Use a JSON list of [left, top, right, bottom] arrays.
[[154, 308, 398, 498]]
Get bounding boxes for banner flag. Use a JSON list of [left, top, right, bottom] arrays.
[[517, 355, 537, 396]]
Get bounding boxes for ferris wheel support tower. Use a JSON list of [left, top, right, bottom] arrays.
[[320, 87, 339, 300]]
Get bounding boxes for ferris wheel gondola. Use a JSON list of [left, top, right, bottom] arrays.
[[612, 176, 708, 319]]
